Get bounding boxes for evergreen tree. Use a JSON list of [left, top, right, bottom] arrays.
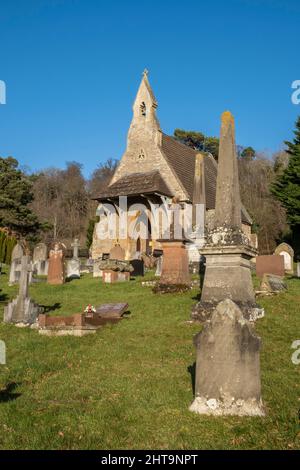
[[271, 117, 300, 227], [0, 230, 17, 264], [240, 146, 256, 160], [86, 217, 99, 249], [174, 129, 219, 160], [0, 156, 44, 240]]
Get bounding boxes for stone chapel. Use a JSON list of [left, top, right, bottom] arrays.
[[92, 71, 254, 262]]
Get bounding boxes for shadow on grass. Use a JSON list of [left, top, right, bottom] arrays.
[[187, 362, 196, 396], [122, 310, 131, 317], [40, 303, 61, 313], [192, 293, 201, 301], [0, 382, 22, 403], [65, 276, 82, 283]]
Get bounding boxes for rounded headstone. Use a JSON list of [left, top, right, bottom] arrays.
[[11, 243, 24, 261], [109, 244, 125, 261], [274, 243, 294, 273]]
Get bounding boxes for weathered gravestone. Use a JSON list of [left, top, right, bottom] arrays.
[[131, 259, 145, 277], [192, 112, 262, 322], [155, 255, 163, 277], [11, 243, 23, 260], [94, 303, 128, 319], [259, 274, 287, 294], [155, 202, 191, 292], [93, 260, 103, 278], [0, 340, 5, 364], [109, 244, 125, 261], [189, 113, 264, 417], [256, 255, 285, 278], [190, 299, 264, 416], [80, 258, 93, 274], [4, 255, 42, 324], [66, 238, 80, 280], [33, 242, 48, 276], [47, 242, 65, 285], [84, 303, 129, 326], [297, 262, 300, 278], [9, 243, 24, 285], [38, 302, 129, 336], [274, 243, 294, 274]]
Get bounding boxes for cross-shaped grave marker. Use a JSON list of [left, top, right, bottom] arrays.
[[71, 238, 80, 259]]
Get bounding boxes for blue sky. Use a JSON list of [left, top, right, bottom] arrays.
[[0, 0, 299, 177]]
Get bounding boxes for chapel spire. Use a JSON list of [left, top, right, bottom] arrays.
[[129, 69, 161, 135]]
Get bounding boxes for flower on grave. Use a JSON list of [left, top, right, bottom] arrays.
[[84, 304, 96, 314]]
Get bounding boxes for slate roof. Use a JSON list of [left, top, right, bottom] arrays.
[[161, 134, 251, 224], [93, 170, 173, 201], [94, 134, 252, 225], [161, 134, 196, 201]]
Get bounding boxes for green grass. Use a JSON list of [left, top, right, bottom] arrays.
[[0, 266, 299, 450]]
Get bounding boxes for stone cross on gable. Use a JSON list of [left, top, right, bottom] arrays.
[[71, 238, 80, 259]]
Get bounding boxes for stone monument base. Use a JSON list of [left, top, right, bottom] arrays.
[[189, 396, 265, 417], [192, 300, 264, 323], [192, 244, 264, 321], [4, 297, 42, 325], [153, 283, 191, 294], [102, 270, 130, 283]]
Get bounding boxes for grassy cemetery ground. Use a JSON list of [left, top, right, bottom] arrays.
[[0, 267, 299, 450]]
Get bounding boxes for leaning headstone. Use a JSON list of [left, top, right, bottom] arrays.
[[274, 243, 294, 274], [47, 242, 65, 285], [190, 299, 264, 416], [4, 255, 42, 324], [33, 242, 48, 276], [109, 244, 125, 261], [256, 255, 285, 278], [259, 274, 287, 293], [66, 238, 80, 280]]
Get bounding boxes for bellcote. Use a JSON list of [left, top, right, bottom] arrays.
[[128, 70, 161, 144]]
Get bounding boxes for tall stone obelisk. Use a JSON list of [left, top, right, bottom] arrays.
[[192, 111, 263, 322], [189, 112, 264, 416], [214, 111, 241, 229]]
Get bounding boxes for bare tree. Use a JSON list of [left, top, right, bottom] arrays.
[[239, 153, 288, 254]]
